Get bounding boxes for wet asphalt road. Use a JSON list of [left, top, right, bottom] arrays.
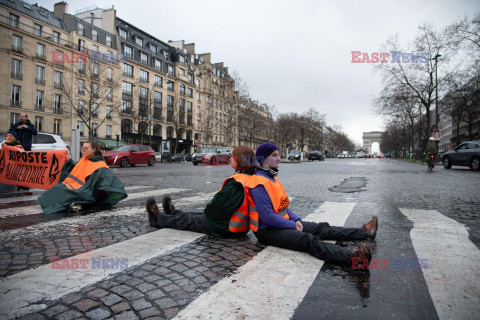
[[0, 157, 479, 319]]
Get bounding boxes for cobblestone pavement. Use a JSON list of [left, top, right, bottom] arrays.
[[1, 159, 479, 319]]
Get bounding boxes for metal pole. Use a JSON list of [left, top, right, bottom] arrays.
[[434, 54, 441, 131]]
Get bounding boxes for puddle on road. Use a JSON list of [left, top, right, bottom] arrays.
[[329, 177, 367, 193]]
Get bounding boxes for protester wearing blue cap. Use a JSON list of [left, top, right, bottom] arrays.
[[3, 131, 23, 149], [247, 142, 379, 268]]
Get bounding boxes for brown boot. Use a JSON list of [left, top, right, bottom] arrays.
[[362, 216, 378, 240], [349, 244, 372, 269]]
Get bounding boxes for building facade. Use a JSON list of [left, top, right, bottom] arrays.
[[1, 0, 272, 153]]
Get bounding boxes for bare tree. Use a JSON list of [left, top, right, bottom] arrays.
[[61, 55, 122, 139], [375, 24, 458, 136]]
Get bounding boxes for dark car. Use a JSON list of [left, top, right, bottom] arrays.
[[193, 147, 230, 165], [103, 144, 156, 167], [308, 151, 325, 161], [288, 150, 301, 161], [441, 141, 480, 171]]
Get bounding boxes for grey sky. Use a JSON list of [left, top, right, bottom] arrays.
[[33, 0, 480, 145]]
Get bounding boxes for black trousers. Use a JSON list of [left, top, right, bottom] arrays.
[[151, 210, 210, 235], [254, 221, 367, 264]]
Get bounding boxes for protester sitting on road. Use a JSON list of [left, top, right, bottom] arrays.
[[38, 140, 127, 214], [248, 142, 378, 268], [146, 146, 256, 238], [3, 131, 24, 150]]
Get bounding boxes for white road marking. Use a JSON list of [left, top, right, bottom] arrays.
[[0, 188, 188, 218], [399, 208, 480, 320], [0, 228, 205, 319], [173, 201, 355, 320]]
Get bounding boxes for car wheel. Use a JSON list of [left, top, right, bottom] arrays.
[[470, 157, 480, 171], [130, 164, 136, 167], [120, 157, 129, 168], [443, 156, 452, 169], [193, 161, 198, 165], [211, 156, 219, 165], [148, 157, 155, 166]]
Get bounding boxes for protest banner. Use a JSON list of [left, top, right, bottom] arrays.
[[0, 145, 68, 190]]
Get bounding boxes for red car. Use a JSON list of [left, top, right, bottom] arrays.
[[103, 144, 156, 167]]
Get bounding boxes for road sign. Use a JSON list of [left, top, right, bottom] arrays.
[[433, 129, 441, 140]]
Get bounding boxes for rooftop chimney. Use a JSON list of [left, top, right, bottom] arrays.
[[54, 2, 68, 19]]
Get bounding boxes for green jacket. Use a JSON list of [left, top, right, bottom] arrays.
[[203, 173, 251, 238], [38, 155, 127, 214], [426, 141, 438, 157]]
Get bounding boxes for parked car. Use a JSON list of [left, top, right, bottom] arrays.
[[308, 151, 325, 161], [288, 150, 301, 161], [0, 132, 70, 152], [441, 141, 480, 171], [193, 147, 230, 165], [103, 144, 156, 167]]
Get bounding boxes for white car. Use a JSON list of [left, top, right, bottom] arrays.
[[1, 132, 69, 152]]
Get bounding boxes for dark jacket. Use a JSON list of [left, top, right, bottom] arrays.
[[9, 120, 37, 151], [426, 140, 438, 157], [38, 155, 127, 214]]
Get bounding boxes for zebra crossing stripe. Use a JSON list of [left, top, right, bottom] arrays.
[[0, 188, 188, 218], [173, 201, 356, 320], [0, 228, 205, 319], [399, 208, 480, 319]]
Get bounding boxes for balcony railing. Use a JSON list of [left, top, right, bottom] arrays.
[[11, 45, 22, 54], [121, 108, 132, 114], [35, 104, 44, 111], [54, 82, 62, 89], [35, 78, 45, 85], [11, 72, 22, 80], [36, 54, 46, 60], [10, 100, 21, 108], [53, 107, 62, 114]]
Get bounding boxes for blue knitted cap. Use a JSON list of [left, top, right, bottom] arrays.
[[255, 142, 279, 166]]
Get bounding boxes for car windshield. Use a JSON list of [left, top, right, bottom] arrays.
[[112, 146, 131, 152], [289, 151, 300, 155], [200, 147, 216, 153]]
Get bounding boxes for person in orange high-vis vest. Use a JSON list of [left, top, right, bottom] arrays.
[[249, 143, 379, 268], [146, 146, 256, 238], [38, 141, 127, 214]]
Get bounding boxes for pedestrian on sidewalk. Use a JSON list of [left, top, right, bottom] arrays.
[[38, 140, 127, 214], [249, 142, 378, 268], [181, 148, 186, 163], [146, 146, 256, 238]]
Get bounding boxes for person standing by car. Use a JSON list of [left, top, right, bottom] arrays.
[[145, 146, 256, 238], [9, 113, 37, 151], [38, 140, 127, 214], [9, 114, 36, 192], [425, 137, 438, 166], [181, 148, 186, 163], [249, 142, 378, 268]]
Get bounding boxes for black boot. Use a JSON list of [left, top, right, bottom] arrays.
[[146, 197, 160, 226], [162, 195, 176, 215]]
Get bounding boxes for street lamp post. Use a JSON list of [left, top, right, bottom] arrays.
[[433, 54, 441, 131]]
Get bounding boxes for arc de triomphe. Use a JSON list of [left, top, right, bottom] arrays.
[[362, 131, 383, 154]]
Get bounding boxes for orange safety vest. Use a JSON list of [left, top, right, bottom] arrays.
[[62, 157, 109, 190], [246, 174, 290, 220], [219, 173, 259, 233]]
